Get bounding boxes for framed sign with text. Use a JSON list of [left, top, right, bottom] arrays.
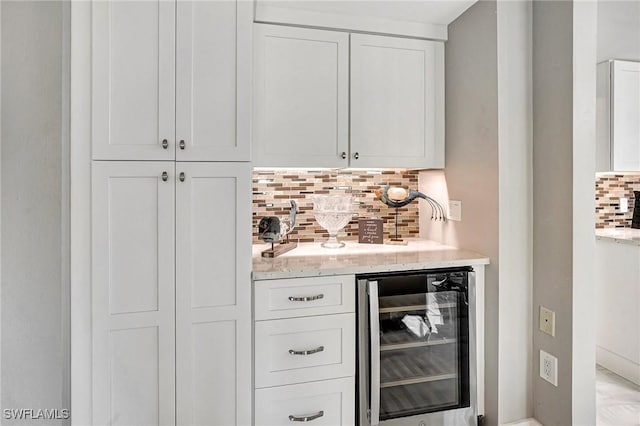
[[358, 218, 383, 244]]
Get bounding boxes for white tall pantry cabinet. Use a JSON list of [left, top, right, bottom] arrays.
[[91, 162, 178, 425], [71, 1, 252, 425]]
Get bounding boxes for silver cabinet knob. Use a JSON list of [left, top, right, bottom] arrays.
[[340, 152, 347, 160], [353, 152, 360, 160], [161, 171, 168, 182], [179, 172, 185, 182], [161, 139, 168, 149], [179, 140, 185, 150]]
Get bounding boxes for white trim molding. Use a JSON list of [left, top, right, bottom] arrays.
[[254, 3, 449, 41], [70, 1, 93, 424], [597, 346, 640, 386], [501, 419, 544, 426], [0, 0, 3, 410]]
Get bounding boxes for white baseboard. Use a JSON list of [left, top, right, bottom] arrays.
[[501, 419, 543, 426], [596, 345, 640, 385]]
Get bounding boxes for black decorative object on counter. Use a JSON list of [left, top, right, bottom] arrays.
[[375, 185, 447, 245], [632, 191, 640, 229], [258, 200, 298, 257]]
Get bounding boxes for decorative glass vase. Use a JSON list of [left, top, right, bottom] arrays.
[[311, 195, 354, 248]]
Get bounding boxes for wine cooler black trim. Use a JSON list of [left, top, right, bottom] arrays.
[[357, 266, 474, 281], [356, 267, 475, 425]]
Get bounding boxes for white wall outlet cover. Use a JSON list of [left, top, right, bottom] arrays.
[[448, 200, 462, 221], [540, 350, 558, 386], [539, 306, 555, 337], [620, 197, 629, 213]]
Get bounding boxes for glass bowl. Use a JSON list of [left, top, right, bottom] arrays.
[[311, 194, 354, 248]]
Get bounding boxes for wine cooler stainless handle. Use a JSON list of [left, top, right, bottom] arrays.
[[288, 411, 324, 422], [368, 280, 380, 426], [288, 294, 324, 302], [288, 346, 324, 356]]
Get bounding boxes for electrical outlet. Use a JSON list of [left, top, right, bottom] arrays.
[[540, 306, 555, 337], [448, 200, 462, 221], [540, 350, 558, 386]]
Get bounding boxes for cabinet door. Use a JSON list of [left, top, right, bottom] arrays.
[[92, 162, 176, 426], [253, 24, 349, 168], [350, 34, 444, 169], [176, 1, 251, 161], [175, 162, 251, 426], [92, 0, 175, 160], [612, 60, 640, 171]]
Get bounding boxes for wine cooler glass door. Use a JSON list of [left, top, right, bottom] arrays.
[[360, 270, 471, 425]]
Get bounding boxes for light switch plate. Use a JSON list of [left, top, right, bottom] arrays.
[[620, 197, 629, 213], [540, 306, 555, 337], [448, 200, 462, 221]]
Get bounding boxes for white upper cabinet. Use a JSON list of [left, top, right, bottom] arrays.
[[92, 0, 251, 161], [252, 24, 445, 169], [92, 1, 175, 160], [253, 24, 350, 168], [175, 162, 251, 426], [350, 34, 444, 169], [176, 1, 251, 161], [598, 60, 640, 172]]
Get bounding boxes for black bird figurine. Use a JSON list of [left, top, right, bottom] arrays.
[[375, 185, 447, 244], [258, 200, 299, 257], [375, 185, 447, 221]]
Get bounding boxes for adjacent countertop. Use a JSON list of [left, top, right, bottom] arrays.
[[596, 228, 640, 246], [252, 239, 490, 280]]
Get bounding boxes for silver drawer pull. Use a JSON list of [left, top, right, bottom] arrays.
[[288, 411, 324, 422], [288, 346, 324, 356], [288, 294, 324, 302]]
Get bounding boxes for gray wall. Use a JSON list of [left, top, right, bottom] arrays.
[[495, 1, 533, 423], [532, 2, 574, 423], [1, 2, 70, 425], [421, 1, 534, 424], [532, 1, 596, 424], [597, 0, 640, 62], [419, 1, 501, 423]]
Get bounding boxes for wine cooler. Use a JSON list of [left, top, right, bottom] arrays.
[[357, 268, 478, 426]]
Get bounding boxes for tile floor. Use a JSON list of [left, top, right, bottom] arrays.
[[596, 365, 640, 426]]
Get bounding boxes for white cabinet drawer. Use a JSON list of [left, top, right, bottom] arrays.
[[255, 314, 355, 388], [254, 275, 355, 320], [255, 377, 355, 426]]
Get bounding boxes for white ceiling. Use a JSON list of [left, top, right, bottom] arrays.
[[259, 0, 478, 26]]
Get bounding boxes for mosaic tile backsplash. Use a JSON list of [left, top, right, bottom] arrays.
[[252, 169, 420, 243], [595, 173, 640, 228]]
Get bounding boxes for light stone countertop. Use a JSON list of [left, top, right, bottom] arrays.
[[596, 228, 640, 247], [252, 239, 490, 280]]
